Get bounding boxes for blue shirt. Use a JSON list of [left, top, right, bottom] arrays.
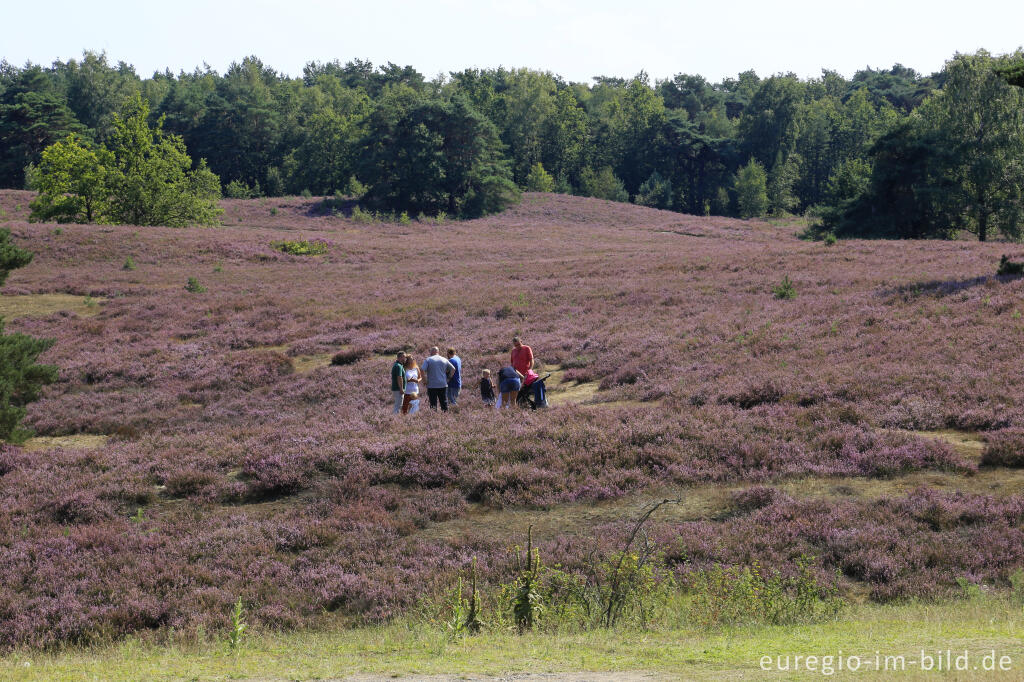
[[447, 356, 462, 388], [422, 355, 456, 389]]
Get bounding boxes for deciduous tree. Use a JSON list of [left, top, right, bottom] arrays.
[[734, 158, 768, 218], [28, 134, 111, 223], [918, 53, 1024, 241], [30, 95, 221, 226]]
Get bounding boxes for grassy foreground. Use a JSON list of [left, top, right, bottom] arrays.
[[2, 597, 1022, 681]]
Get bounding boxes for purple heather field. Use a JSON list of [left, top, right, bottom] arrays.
[[1, 190, 1023, 648]]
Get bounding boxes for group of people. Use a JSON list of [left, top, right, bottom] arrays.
[[390, 337, 547, 414]]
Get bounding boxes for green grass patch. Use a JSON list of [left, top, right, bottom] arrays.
[[2, 596, 1022, 681], [271, 239, 328, 256]]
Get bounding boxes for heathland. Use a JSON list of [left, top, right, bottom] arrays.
[[1, 190, 1023, 677]]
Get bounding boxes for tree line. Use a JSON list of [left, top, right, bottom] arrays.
[[1, 49, 1022, 234]]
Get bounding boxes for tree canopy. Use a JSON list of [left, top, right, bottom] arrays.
[[6, 48, 1024, 231], [829, 52, 1024, 241], [359, 92, 518, 217], [29, 94, 222, 226]]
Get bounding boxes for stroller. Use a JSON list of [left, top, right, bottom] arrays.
[[516, 371, 551, 409]]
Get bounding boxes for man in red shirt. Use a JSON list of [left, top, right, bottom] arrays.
[[511, 336, 533, 375], [511, 336, 546, 407]]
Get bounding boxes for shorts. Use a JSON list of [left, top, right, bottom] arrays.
[[499, 378, 521, 393]]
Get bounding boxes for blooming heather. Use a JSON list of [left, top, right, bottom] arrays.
[[0, 190, 1022, 648]]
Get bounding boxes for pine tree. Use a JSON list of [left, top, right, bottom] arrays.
[[0, 230, 58, 443]]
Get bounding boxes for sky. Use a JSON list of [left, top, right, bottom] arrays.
[[3, 0, 1023, 83]]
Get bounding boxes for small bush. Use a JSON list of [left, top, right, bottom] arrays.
[[271, 239, 328, 256], [185, 277, 207, 293], [981, 429, 1024, 467], [351, 205, 376, 224], [224, 179, 259, 199], [163, 468, 219, 498], [773, 275, 797, 300], [228, 597, 247, 650], [345, 176, 367, 198], [561, 368, 594, 384], [580, 166, 628, 202], [687, 556, 844, 628], [331, 348, 367, 366], [729, 486, 793, 514], [997, 255, 1024, 276], [599, 365, 646, 390], [823, 232, 838, 246], [723, 379, 785, 409], [122, 255, 136, 270], [524, 163, 556, 193]]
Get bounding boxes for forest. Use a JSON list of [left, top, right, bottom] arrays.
[[1, 49, 1023, 234]]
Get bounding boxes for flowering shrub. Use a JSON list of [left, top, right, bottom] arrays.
[[1, 191, 1024, 648], [982, 429, 1024, 467], [729, 485, 793, 513]]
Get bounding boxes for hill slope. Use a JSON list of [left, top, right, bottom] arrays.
[[1, 191, 1023, 648]]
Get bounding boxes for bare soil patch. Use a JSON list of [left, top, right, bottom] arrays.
[[21, 434, 110, 451], [249, 346, 343, 374], [0, 293, 103, 319], [909, 429, 986, 460], [293, 352, 335, 374], [543, 366, 600, 406]]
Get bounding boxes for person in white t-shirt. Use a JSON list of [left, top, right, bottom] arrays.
[[401, 356, 422, 414]]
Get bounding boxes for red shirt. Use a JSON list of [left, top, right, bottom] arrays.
[[511, 345, 533, 375]]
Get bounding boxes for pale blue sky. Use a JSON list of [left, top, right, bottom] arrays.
[[4, 0, 1022, 83]]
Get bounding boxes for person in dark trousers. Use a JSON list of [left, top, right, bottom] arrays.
[[511, 336, 547, 407], [390, 351, 407, 414], [446, 347, 462, 406], [421, 346, 457, 411]]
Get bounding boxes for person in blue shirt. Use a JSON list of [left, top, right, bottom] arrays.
[[446, 347, 462, 407]]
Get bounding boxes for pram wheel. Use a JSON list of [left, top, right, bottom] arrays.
[[517, 373, 550, 409]]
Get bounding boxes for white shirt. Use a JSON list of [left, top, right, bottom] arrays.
[[404, 368, 420, 395]]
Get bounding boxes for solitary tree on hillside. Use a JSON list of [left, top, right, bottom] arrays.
[[0, 229, 57, 443], [29, 94, 222, 227], [28, 134, 112, 223], [105, 95, 222, 226]]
